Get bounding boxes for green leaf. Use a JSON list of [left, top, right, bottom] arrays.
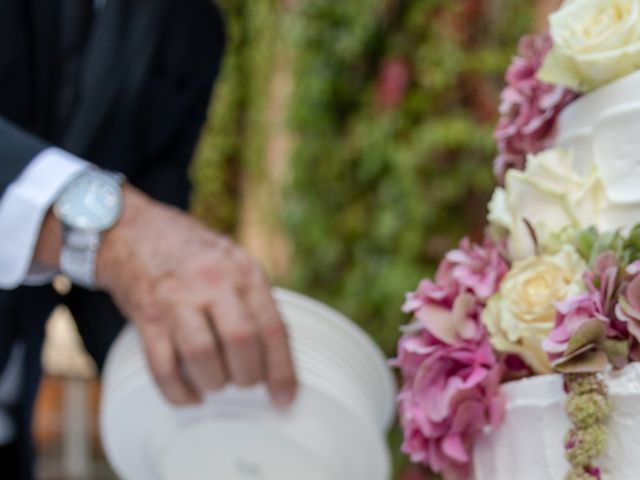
[[575, 227, 598, 261], [554, 350, 609, 373], [601, 338, 631, 369], [625, 224, 640, 250], [590, 231, 625, 265], [565, 319, 606, 357]]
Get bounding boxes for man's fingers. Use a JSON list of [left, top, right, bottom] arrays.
[[244, 274, 297, 407], [143, 329, 200, 405], [174, 307, 227, 394], [209, 287, 263, 388]]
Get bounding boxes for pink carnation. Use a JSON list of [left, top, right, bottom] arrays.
[[395, 336, 504, 480], [493, 33, 577, 183]]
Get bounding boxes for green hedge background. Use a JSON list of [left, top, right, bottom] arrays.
[[191, 0, 535, 477]]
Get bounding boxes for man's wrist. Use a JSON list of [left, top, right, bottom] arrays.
[[95, 184, 151, 291], [33, 209, 63, 271], [33, 183, 151, 292]]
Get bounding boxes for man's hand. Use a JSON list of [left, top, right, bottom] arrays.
[[68, 185, 296, 407]]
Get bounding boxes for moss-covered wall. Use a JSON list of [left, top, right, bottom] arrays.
[[284, 0, 534, 354]]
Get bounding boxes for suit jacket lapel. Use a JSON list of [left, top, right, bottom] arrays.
[[62, 0, 169, 156]]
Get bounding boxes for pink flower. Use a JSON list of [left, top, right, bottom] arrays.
[[413, 293, 484, 345], [395, 337, 504, 480], [616, 269, 640, 343], [542, 292, 603, 359], [440, 238, 509, 302], [395, 237, 510, 476], [493, 33, 577, 183], [402, 278, 458, 315], [403, 238, 508, 316], [585, 251, 622, 320], [544, 252, 630, 371]]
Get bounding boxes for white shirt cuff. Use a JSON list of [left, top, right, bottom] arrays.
[[0, 148, 89, 289]]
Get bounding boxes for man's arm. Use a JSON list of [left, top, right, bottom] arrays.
[[0, 117, 47, 195], [0, 115, 297, 408], [34, 184, 298, 407], [0, 117, 90, 288]]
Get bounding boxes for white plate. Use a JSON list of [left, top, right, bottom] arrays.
[[100, 288, 396, 480]]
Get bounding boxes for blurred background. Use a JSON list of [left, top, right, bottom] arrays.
[[33, 0, 559, 478]]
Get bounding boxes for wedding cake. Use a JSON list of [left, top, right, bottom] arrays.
[[473, 65, 640, 480], [394, 2, 640, 480]]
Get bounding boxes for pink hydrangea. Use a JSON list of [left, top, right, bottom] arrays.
[[493, 33, 577, 183], [395, 238, 509, 477], [544, 252, 630, 369], [440, 238, 509, 302], [542, 292, 603, 361], [616, 262, 640, 343], [395, 336, 504, 480], [403, 238, 508, 315]]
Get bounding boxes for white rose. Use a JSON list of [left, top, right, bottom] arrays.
[[538, 0, 640, 92], [482, 245, 587, 374], [488, 148, 603, 260]]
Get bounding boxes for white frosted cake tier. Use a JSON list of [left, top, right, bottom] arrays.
[[554, 70, 640, 212], [473, 362, 640, 480]]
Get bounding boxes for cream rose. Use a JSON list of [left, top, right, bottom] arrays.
[[482, 245, 587, 374], [488, 148, 602, 260], [538, 0, 640, 92]]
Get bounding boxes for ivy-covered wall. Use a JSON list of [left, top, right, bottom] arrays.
[[284, 0, 534, 354], [190, 0, 282, 233]]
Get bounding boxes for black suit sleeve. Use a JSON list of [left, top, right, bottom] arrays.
[[0, 116, 49, 197]]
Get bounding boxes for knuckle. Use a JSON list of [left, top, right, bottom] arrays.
[[231, 248, 255, 275], [135, 296, 165, 325], [247, 264, 266, 285], [152, 364, 177, 387], [217, 235, 234, 250], [181, 337, 215, 362], [261, 318, 287, 344], [191, 256, 219, 275], [225, 327, 256, 348]]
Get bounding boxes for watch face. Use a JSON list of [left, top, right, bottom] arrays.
[[55, 172, 123, 232]]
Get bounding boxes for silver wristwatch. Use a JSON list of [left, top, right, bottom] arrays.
[[53, 169, 125, 289]]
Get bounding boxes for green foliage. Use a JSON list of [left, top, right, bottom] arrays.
[[284, 0, 534, 354], [573, 225, 640, 266], [190, 0, 281, 231]]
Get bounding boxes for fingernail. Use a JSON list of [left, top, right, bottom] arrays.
[[273, 390, 294, 408]]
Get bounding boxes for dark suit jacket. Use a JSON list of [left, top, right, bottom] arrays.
[[0, 0, 225, 476]]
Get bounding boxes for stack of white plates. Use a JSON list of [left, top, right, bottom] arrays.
[[100, 288, 397, 480]]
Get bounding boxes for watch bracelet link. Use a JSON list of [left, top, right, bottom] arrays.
[[60, 229, 101, 290]]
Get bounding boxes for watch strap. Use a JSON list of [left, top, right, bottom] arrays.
[[60, 228, 101, 290]]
